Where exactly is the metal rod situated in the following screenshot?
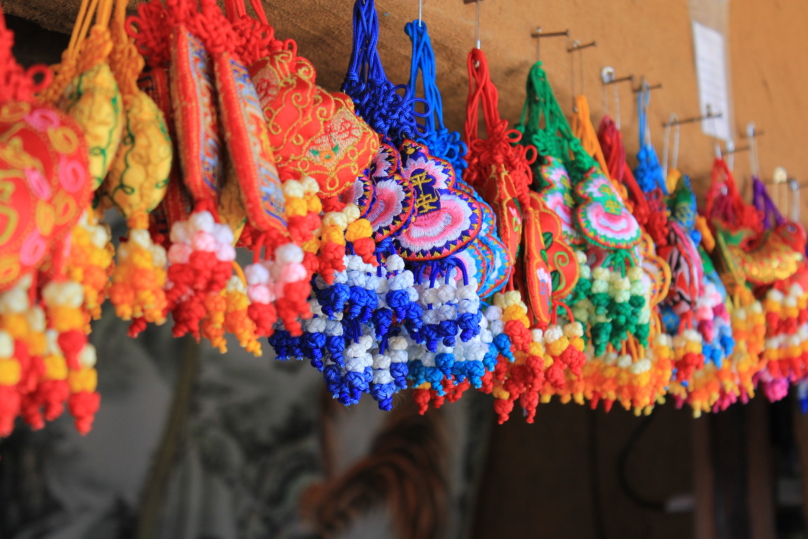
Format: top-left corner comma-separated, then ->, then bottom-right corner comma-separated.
604,75 -> 634,85
567,40 -> 596,52
475,0 -> 480,49
531,28 -> 569,38
764,180 -> 808,189
724,144 -> 751,155
633,83 -> 662,93
532,27 -> 569,62
663,111 -> 722,127
418,0 -> 423,26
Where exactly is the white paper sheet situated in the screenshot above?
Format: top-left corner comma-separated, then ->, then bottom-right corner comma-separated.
692,21 -> 731,141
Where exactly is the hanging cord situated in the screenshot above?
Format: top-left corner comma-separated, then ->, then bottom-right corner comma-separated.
515,62 -> 596,186
752,176 -> 786,231
224,0 -> 279,65
571,94 -> 613,184
704,158 -> 763,234
465,48 -> 534,209
598,116 -> 650,227
633,82 -> 667,195
662,114 -> 680,183
342,0 -> 425,144
0,6 -> 51,102
405,20 -> 466,171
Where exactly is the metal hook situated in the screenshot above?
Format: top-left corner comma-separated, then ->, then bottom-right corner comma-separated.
726,141 -> 736,172
745,122 -> 764,179
531,27 -> 569,62
463,0 -> 483,48
662,113 -> 680,181
601,68 -> 633,130
662,108 -> 722,127
633,82 -> 662,93
788,177 -> 801,223
475,0 -> 480,49
773,166 -> 788,217
567,39 -> 597,53
568,39 -> 596,111
418,0 -> 423,26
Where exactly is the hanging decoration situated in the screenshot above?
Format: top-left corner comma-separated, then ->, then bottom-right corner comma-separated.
0,0 -> 806,441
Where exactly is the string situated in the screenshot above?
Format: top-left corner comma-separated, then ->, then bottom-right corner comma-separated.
515,61 -> 596,186
704,158 -> 763,234
405,20 -> 465,171
752,176 -> 786,230
571,94 -> 613,184
633,82 -> 667,194
68,0 -> 96,53
465,48 -> 534,209
598,116 -> 650,226
342,0 -> 425,144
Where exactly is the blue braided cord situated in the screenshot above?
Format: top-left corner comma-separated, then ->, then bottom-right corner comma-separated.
347,285 -> 377,323
659,304 -> 680,335
342,0 -> 426,144
633,85 -> 667,194
420,323 -> 441,353
268,330 -> 297,361
303,330 -> 327,371
408,360 -> 427,387
342,319 -> 363,342
493,332 -> 514,362
371,381 -> 396,410
390,362 -> 409,390
316,283 -> 351,318
424,366 -> 446,396
457,311 -> 483,342
483,343 -> 499,372
386,289 -> 424,335
405,20 -> 467,173
326,335 -> 345,367
718,324 -> 735,358
373,307 -> 393,342
438,320 -> 458,348
702,342 -> 723,368
324,364 -> 343,397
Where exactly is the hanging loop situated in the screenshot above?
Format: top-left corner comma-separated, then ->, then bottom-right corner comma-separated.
531,27 -> 569,62
662,113 -> 680,181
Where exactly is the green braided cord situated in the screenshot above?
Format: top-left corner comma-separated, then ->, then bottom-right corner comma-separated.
634,323 -> 650,348
592,322 -> 612,357
608,301 -> 633,349
515,62 -> 597,187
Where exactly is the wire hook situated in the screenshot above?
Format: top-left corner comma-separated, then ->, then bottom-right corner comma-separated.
531,27 -> 569,63
568,39 -> 596,111
662,113 -> 680,181
601,67 -> 633,130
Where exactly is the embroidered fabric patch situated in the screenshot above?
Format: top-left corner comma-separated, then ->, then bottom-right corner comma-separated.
0,102 -> 91,290
249,50 -> 321,166
533,193 -> 580,301
455,179 -> 508,297
366,142 -> 414,241
214,51 -> 285,235
575,166 -> 642,250
58,63 -> 124,190
339,173 -> 375,218
289,93 -> 378,197
394,140 -> 482,261
538,156 -> 582,246
169,26 -> 222,203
